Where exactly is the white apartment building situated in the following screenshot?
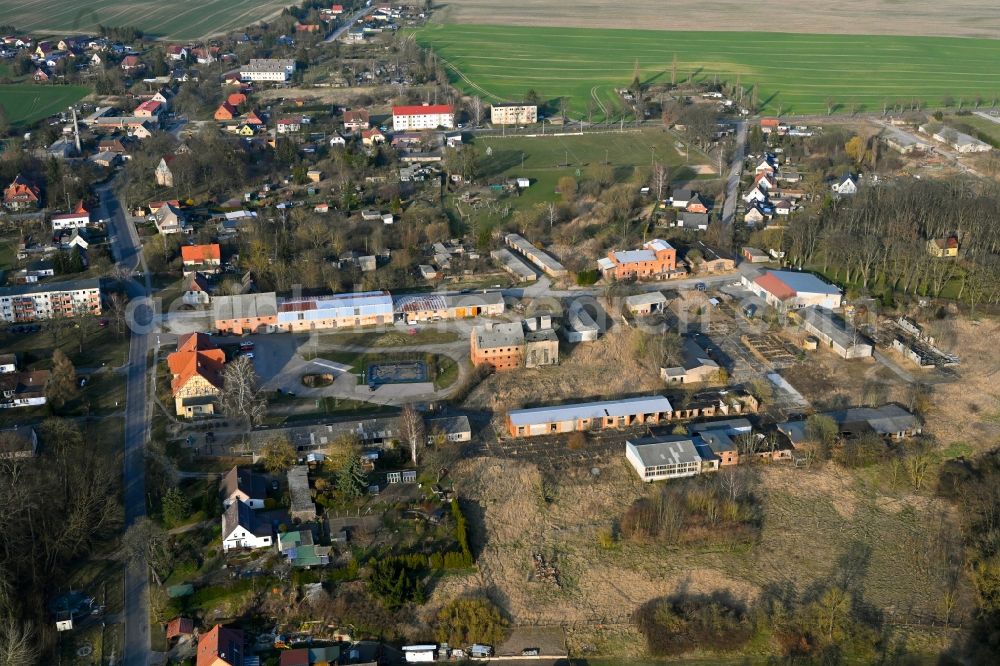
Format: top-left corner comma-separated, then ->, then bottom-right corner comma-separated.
0,278 -> 102,322
392,104 -> 455,131
239,58 -> 296,82
491,103 -> 537,125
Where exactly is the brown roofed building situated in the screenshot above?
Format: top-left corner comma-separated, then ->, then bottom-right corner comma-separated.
167,333 -> 226,418
343,109 -> 370,131
0,370 -> 49,408
0,426 -> 38,459
220,465 -> 267,509
197,624 -> 244,666
166,617 -> 194,641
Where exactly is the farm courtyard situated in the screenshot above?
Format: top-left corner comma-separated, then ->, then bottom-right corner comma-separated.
414,24 -> 1000,117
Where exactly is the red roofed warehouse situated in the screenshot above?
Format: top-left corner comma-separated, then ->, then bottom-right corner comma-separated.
741,269 -> 842,311
392,104 -> 454,131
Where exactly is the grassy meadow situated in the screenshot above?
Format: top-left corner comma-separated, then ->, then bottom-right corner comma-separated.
0,84 -> 91,127
471,129 -> 713,209
414,24 -> 1000,118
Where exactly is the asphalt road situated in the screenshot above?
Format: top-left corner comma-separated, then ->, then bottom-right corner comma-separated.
98,177 -> 154,666
323,4 -> 371,43
721,119 -> 747,230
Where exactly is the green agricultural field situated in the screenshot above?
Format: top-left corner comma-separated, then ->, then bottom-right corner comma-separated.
415,24 -> 1000,118
0,84 -> 90,127
469,129 -> 713,211
0,0 -> 290,41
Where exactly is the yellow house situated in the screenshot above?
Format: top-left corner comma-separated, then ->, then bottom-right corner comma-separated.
927,237 -> 959,258
167,333 -> 226,417
235,124 -> 256,137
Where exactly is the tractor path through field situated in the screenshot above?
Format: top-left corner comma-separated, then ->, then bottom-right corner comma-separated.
441,56 -> 498,101
590,86 -> 608,118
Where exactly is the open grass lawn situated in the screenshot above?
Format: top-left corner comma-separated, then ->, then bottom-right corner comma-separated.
0,84 -> 90,127
415,24 -> 1000,118
0,324 -> 129,369
0,0 -> 291,41
471,129 -> 711,210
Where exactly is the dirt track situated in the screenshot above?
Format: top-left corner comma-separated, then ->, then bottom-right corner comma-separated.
433,0 -> 1000,39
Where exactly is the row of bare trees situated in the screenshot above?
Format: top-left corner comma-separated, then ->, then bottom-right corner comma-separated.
780,178 -> 1000,303
0,419 -> 121,661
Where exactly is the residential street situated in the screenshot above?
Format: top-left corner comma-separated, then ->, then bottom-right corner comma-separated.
323,4 -> 371,43
98,177 -> 155,666
721,119 -> 747,230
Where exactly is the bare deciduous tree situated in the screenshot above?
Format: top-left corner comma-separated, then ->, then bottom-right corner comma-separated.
398,403 -> 425,464
220,356 -> 267,430
0,618 -> 37,666
652,162 -> 670,203
120,517 -> 169,587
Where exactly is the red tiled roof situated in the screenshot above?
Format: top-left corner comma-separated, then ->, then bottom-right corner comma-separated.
4,175 -> 40,204
168,333 -> 225,393
392,104 -> 453,116
149,199 -> 180,211
181,244 -> 221,263
760,117 -> 779,127
196,625 -> 243,666
215,102 -> 238,119
280,649 -> 310,666
226,92 -> 246,107
135,99 -> 161,113
754,272 -> 796,301
277,300 -> 316,313
166,617 -> 194,639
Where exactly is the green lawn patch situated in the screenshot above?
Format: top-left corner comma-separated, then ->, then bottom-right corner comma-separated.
434,355 -> 459,390
0,84 -> 90,127
414,24 -> 1000,117
468,129 -> 712,214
